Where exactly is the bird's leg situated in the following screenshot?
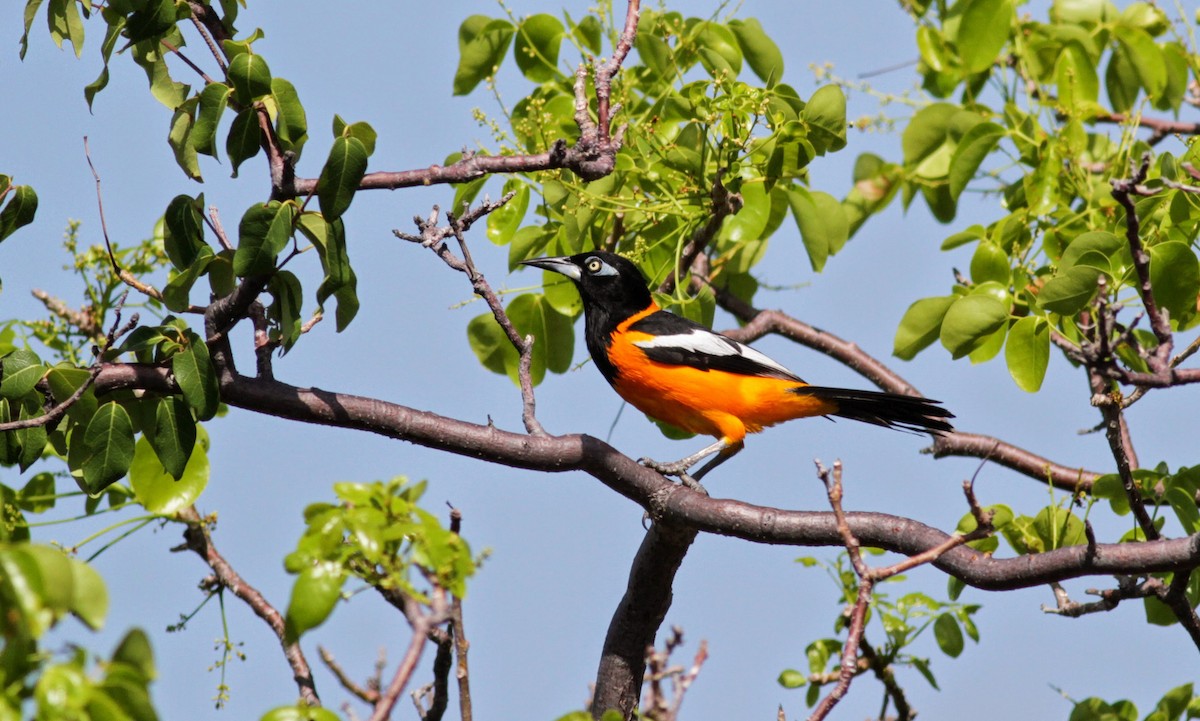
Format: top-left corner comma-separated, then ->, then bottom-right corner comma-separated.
690,441 -> 743,482
639,438 -> 727,476
639,438 -> 743,492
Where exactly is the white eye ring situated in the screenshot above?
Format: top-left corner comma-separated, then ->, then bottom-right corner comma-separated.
585,257 -> 618,276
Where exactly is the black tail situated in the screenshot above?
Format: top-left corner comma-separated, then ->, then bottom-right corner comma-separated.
792,386 -> 955,435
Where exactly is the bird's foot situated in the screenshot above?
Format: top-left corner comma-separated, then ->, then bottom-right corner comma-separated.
638,456 -> 708,495
638,455 -> 692,475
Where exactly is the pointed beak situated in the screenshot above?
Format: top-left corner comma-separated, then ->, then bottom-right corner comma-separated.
520,256 -> 581,281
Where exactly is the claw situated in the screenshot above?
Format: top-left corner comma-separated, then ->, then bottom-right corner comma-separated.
638,457 -> 709,494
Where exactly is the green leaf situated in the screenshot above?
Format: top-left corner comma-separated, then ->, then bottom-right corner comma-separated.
933,613 -> 965,658
948,122 -> 1004,201
125,0 -> 174,42
916,25 -> 953,72
940,294 -> 1009,359
46,365 -> 98,424
149,397 -> 196,480
162,194 -> 207,271
1032,504 -> 1086,551
162,246 -> 214,312
730,18 -> 784,84
0,185 -> 39,243
19,472 -> 56,513
81,401 -> 135,494
168,97 -> 201,181
1038,265 -> 1100,315
191,83 -> 231,158
112,629 -> 156,681
19,0 -> 46,59
453,17 -> 515,95
788,187 -> 848,272
1116,26 -> 1166,100
228,52 -> 273,104
316,136 -> 368,222
1166,486 -> 1200,534
540,264 -> 582,317
267,270 -> 304,353
1,349 -> 47,399
801,85 -> 847,155
1156,42 -> 1189,112
285,561 -> 345,642
298,214 -> 359,331
468,312 -> 516,376
506,293 -> 574,385
132,41 -> 190,110
16,398 -> 48,472
894,296 -> 956,360
777,669 -> 807,689
696,21 -> 742,78
129,431 -> 208,514
226,107 -> 261,177
340,120 -> 377,157
486,181 -> 530,245
1005,316 -> 1050,392
507,225 -> 555,274
1054,42 -> 1100,114
1060,230 -> 1127,273
514,14 -> 564,82
47,0 -> 84,57
1149,241 -> 1199,324
233,201 -> 296,277
1106,41 -> 1141,113
570,13 -> 601,54
969,240 -> 1008,285
261,706 -> 342,721
172,333 -> 219,421
68,558 -> 107,630
271,77 -> 308,158
956,0 -> 1012,74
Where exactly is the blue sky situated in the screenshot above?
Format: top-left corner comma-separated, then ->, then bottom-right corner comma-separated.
4,1 -> 1197,719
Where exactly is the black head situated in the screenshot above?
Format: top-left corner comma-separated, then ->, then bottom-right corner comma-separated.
521,252 -> 653,322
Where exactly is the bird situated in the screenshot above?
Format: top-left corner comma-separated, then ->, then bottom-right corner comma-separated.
522,251 -> 954,488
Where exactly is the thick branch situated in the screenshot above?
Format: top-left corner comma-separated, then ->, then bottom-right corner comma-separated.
592,522 -> 697,721
92,364 -> 1200,591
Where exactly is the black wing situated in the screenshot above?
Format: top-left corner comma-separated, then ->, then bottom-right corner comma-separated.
628,310 -> 803,382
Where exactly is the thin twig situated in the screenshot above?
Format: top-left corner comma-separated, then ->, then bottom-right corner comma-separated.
0,292 -> 136,432
368,588 -> 450,721
319,646 -> 380,704
395,195 -> 546,435
177,506 -> 320,706
1111,153 -> 1173,367
83,137 -> 205,311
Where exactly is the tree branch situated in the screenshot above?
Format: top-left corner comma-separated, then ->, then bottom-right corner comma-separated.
288,0 -> 640,198
91,363 -> 1200,592
177,507 -> 320,706
708,287 -> 1104,491
1092,112 -> 1200,146
395,196 -> 545,435
593,521 -> 697,721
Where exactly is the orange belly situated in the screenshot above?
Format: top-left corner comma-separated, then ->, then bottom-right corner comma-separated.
608,339 -> 838,444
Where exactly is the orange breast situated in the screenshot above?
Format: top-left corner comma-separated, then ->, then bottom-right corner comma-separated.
607,324 -> 838,444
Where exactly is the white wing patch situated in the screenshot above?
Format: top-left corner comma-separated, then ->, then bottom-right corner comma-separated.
633,329 -> 801,380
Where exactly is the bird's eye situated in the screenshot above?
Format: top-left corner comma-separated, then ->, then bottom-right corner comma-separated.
585,257 -> 603,273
